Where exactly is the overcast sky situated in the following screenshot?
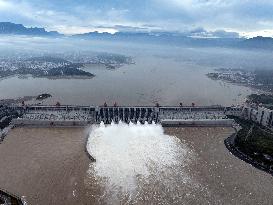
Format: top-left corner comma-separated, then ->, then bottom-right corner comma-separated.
1,0 -> 273,37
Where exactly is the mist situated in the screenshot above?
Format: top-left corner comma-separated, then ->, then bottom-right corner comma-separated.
1,35 -> 273,106
86,122 -> 194,203
1,35 -> 273,71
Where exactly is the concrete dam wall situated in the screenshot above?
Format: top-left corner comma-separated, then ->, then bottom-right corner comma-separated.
10,105 -> 241,127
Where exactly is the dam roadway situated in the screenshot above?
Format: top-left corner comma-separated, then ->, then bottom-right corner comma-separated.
10,105 -> 241,127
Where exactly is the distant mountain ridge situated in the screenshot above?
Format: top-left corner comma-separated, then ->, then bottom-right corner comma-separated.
72,31 -> 244,47
1,22 -> 273,50
74,32 -> 273,50
239,36 -> 273,49
0,22 -> 61,36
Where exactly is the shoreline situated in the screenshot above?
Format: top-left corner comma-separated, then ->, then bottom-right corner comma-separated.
224,133 -> 273,176
0,188 -> 24,205
0,73 -> 95,81
207,73 -> 273,95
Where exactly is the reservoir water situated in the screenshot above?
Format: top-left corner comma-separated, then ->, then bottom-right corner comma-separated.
0,51 -> 256,106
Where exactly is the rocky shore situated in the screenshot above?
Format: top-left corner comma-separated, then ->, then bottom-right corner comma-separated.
224,118 -> 273,176
0,189 -> 24,205
225,134 -> 273,176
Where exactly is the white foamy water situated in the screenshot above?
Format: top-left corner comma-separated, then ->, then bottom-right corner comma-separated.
86,122 -> 195,203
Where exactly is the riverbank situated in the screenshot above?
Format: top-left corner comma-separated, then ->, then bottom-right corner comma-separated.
247,93 -> 273,109
225,134 -> 273,176
225,117 -> 273,175
0,189 -> 23,205
207,69 -> 273,94
0,93 -> 52,105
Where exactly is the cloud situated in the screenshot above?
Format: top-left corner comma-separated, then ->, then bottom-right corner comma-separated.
53,25 -> 118,35
0,0 -> 11,9
174,27 -> 239,38
211,30 -> 240,38
0,0 -> 273,37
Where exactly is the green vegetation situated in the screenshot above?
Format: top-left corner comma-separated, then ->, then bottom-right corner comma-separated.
0,189 -> 23,205
206,73 -> 219,79
46,64 -> 94,77
247,94 -> 273,109
206,69 -> 273,93
254,70 -> 273,90
233,118 -> 273,168
36,93 -> 52,100
0,63 -> 95,79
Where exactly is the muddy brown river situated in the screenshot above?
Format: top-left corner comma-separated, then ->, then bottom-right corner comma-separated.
0,127 -> 272,205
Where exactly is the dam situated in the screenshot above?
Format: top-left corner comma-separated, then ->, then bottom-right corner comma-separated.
2,103 -> 272,134
9,105 -> 241,127
1,103 -> 272,130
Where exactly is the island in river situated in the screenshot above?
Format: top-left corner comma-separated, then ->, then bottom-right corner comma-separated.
0,53 -> 133,79
207,68 -> 273,93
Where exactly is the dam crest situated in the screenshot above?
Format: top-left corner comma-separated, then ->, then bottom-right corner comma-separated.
0,104 -> 272,130
10,105 -> 239,127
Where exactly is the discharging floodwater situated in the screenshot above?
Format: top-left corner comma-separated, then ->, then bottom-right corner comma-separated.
0,126 -> 272,205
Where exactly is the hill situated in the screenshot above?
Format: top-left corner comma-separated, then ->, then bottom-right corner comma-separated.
239,36 -> 273,49
0,22 -> 61,36
73,31 -> 243,47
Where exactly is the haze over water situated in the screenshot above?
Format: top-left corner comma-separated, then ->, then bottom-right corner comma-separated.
0,39 -> 267,106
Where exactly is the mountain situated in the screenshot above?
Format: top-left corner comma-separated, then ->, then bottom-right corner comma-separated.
238,36 -> 273,49
2,22 -> 273,50
74,31 -> 273,50
73,31 -> 243,47
0,22 -> 61,36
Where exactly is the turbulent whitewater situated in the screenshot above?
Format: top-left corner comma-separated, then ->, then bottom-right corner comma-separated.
86,122 -> 195,203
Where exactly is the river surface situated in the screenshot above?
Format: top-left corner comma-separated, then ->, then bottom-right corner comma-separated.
0,127 -> 272,205
0,46 -> 260,106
